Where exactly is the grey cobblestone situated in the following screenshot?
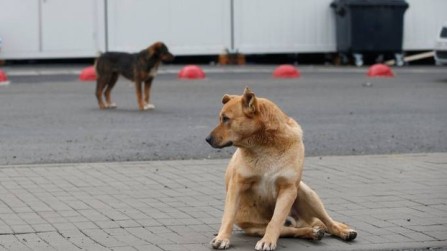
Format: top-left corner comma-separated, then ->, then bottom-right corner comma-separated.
0,153 -> 446,250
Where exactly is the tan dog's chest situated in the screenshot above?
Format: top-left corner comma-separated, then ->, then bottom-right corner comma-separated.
253,174 -> 279,200
235,159 -> 300,204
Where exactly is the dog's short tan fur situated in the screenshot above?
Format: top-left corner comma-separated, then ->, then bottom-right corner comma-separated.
206,88 -> 357,250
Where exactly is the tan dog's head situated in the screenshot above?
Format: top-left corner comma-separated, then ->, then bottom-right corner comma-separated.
206,87 -> 264,149
147,42 -> 174,62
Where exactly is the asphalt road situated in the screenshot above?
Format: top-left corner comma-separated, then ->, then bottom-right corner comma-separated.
1,66 -> 446,165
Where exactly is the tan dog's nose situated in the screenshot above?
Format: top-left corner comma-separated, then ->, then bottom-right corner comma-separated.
205,135 -> 214,145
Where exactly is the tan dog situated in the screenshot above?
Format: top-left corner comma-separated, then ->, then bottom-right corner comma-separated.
206,88 -> 357,250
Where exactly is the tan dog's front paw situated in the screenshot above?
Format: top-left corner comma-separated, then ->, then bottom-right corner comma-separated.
211,236 -> 230,249
255,238 -> 277,251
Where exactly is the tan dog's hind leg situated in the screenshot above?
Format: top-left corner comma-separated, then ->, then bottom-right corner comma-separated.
245,225 -> 324,241
294,182 -> 357,241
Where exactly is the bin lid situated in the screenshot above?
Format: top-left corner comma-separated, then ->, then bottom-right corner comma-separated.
331,0 -> 409,8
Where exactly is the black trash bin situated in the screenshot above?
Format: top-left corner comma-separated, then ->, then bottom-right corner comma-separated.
331,0 -> 409,66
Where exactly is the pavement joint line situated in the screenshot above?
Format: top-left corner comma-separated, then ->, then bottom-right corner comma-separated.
0,230 -> 55,236
77,228 -> 109,249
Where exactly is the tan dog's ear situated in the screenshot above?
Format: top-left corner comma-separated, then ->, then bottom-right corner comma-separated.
222,94 -> 238,104
242,87 -> 257,116
222,94 -> 232,104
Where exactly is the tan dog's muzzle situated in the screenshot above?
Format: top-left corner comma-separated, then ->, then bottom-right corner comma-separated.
205,134 -> 233,149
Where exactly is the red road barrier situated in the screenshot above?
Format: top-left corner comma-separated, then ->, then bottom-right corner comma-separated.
178,65 -> 206,79
79,66 -> 97,81
273,64 -> 300,78
0,70 -> 9,85
367,64 -> 394,77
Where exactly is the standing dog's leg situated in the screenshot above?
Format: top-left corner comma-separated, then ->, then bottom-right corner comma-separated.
104,73 -> 119,109
255,183 -> 297,251
294,182 -> 357,241
95,77 -> 107,109
134,80 -> 145,111
143,77 -> 155,110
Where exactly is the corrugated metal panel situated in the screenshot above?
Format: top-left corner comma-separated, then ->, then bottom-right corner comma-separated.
233,0 -> 336,54
106,0 -> 232,55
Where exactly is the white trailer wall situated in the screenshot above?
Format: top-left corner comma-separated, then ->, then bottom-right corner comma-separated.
0,0 -> 446,59
233,0 -> 336,54
233,0 -> 447,54
0,0 -> 40,58
0,0 -> 105,59
404,0 -> 447,50
106,0 -> 232,55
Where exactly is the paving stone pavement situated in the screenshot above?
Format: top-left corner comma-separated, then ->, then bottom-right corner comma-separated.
0,153 -> 446,251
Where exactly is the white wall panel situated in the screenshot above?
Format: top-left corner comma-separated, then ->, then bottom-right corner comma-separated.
233,0 -> 336,54
0,0 -> 40,58
106,0 -> 232,55
1,0 -> 446,59
403,0 -> 447,50
0,0 -> 105,59
41,0 -> 104,55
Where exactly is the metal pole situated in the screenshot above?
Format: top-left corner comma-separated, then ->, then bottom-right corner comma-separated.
230,0 -> 234,52
38,0 -> 43,52
104,0 -> 109,52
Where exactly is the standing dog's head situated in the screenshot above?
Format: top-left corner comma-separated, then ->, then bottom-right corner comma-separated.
206,87 -> 264,149
147,42 -> 174,62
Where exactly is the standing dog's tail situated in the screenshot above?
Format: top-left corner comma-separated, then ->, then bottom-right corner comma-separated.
93,51 -> 103,78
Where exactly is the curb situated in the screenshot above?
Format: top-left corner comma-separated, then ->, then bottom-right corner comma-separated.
3,66 -> 447,78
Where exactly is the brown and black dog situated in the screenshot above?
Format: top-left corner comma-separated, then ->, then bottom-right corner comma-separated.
206,88 -> 357,250
94,42 -> 174,110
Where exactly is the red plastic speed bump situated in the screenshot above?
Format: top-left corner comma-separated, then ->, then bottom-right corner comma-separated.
0,70 -> 10,86
273,64 -> 300,78
367,64 -> 394,77
79,66 -> 96,81
178,65 -> 205,79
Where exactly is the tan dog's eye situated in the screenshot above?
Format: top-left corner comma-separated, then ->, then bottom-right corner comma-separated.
222,115 -> 230,123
